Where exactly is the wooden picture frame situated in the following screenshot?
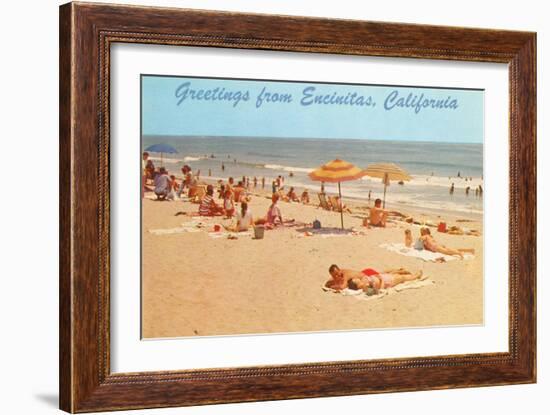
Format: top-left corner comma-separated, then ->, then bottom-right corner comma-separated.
59,2 -> 536,412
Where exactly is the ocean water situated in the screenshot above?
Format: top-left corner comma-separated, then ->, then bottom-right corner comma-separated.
142,136 -> 484,215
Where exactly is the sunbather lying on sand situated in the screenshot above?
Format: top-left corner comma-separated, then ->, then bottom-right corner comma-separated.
420,227 -> 475,259
325,264 -> 423,294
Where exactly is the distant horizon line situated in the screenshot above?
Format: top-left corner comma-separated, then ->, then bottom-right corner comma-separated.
141,134 -> 483,145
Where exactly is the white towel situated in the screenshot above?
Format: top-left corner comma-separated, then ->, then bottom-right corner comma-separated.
149,227 -> 200,235
323,278 -> 434,301
380,243 -> 474,262
208,231 -> 253,239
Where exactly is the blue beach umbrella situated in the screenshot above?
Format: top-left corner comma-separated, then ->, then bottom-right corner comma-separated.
144,143 -> 178,167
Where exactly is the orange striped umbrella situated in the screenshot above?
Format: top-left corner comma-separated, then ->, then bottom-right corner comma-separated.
308,159 -> 367,228
363,163 -> 411,208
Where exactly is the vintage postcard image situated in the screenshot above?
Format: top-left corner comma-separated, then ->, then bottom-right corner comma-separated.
141,75 -> 484,338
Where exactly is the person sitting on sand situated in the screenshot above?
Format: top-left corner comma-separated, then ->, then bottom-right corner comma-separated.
285,187 -> 300,202
255,193 -> 295,229
325,264 -> 423,294
369,198 -> 388,227
223,189 -> 235,218
420,227 -> 475,259
225,201 -> 254,232
153,167 -> 172,201
198,185 -> 224,216
262,193 -> 283,227
333,196 -> 352,213
301,189 -> 310,204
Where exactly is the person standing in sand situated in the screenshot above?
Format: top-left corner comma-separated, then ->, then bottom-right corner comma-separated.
404,229 -> 413,247
369,198 -> 388,227
223,189 -> 235,218
142,152 -> 150,197
420,227 -> 475,259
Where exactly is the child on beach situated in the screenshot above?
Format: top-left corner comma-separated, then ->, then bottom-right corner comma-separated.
404,229 -> 413,247
300,189 -> 310,204
223,189 -> 235,218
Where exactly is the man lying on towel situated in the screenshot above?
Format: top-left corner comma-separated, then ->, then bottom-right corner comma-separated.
325,264 -> 423,294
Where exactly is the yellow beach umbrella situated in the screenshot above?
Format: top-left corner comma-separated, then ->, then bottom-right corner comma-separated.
308,159 -> 367,229
363,163 -> 411,208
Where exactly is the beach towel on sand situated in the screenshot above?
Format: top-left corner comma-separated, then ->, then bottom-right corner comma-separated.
149,220 -> 214,235
208,231 -> 253,239
380,243 -> 474,262
322,278 -> 434,301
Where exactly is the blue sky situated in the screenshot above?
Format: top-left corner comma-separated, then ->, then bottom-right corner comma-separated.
142,75 -> 484,143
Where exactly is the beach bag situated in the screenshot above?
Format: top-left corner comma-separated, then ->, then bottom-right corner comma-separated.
414,238 -> 424,250
313,219 -> 321,229
437,222 -> 447,233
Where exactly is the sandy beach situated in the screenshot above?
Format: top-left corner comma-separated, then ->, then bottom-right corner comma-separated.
141,179 -> 483,339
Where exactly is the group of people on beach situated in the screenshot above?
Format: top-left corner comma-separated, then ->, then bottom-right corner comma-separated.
144,152 -> 477,253
449,182 -> 483,197
142,152 -> 200,201
324,224 -> 474,295
198,184 -> 292,232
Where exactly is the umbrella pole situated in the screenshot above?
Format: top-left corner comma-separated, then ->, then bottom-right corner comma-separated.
338,182 -> 344,229
383,183 -> 387,209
